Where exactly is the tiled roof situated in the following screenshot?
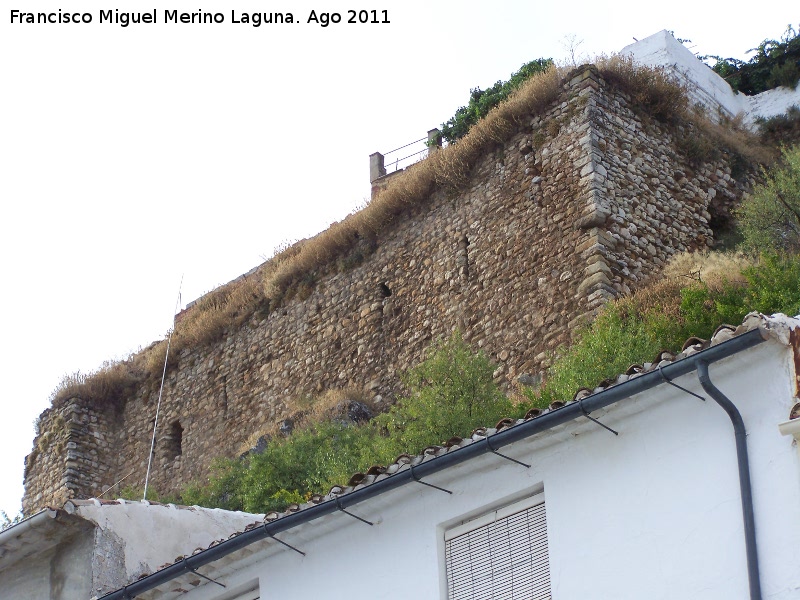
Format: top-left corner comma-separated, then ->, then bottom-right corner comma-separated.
101,312 -> 800,599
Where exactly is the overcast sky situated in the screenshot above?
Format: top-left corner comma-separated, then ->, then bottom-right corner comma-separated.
0,1 -> 794,518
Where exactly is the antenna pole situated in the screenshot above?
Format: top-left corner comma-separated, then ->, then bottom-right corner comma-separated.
143,276 -> 183,501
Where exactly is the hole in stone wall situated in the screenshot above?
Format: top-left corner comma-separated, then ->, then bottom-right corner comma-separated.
458,235 -> 470,279
165,420 -> 183,460
221,375 -> 229,419
708,210 -> 742,250
379,282 -> 392,297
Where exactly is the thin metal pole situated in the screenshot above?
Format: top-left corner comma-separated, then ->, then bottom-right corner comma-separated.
143,277 -> 183,501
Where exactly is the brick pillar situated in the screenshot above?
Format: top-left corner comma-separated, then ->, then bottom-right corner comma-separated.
427,128 -> 442,154
369,152 -> 386,183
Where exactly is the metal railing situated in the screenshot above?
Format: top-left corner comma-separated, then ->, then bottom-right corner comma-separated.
370,129 -> 442,183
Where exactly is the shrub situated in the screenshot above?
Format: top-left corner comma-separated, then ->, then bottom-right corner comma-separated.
533,250 -> 800,405
374,332 -> 512,453
737,144 -> 800,253
535,279 -> 690,405
758,106 -> 800,147
596,54 -> 688,122
50,360 -> 142,407
440,58 -> 554,142
176,333 -> 510,513
705,25 -> 800,95
1,511 -> 22,532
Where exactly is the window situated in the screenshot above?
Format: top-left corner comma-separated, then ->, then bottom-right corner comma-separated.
164,420 -> 183,460
445,494 -> 551,600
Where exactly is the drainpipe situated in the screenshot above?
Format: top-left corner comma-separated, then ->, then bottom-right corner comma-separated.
697,360 -> 762,600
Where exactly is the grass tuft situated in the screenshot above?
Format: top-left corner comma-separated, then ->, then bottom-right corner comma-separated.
50,360 -> 143,407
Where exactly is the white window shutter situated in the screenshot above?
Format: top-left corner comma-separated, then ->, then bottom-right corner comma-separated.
445,500 -> 551,599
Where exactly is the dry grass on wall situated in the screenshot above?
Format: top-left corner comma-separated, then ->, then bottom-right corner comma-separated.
597,55 -> 776,166
49,360 -> 144,408
664,250 -> 752,287
46,59 -> 774,409
596,54 -> 689,121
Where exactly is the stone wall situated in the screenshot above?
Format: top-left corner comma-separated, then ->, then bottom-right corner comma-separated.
23,67 -> 756,514
24,398 -> 118,513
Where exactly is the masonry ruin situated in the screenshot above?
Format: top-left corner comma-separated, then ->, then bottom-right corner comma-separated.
23,64 -> 759,514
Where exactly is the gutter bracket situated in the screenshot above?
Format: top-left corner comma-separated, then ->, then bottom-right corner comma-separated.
658,365 -> 705,401
485,435 -> 531,467
410,462 -> 453,493
334,496 -> 373,526
578,397 -> 619,436
264,524 -> 306,556
181,558 -> 225,589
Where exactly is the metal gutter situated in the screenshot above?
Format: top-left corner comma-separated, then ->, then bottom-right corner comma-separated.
697,360 -> 762,600
0,509 -> 57,548
101,327 -> 767,600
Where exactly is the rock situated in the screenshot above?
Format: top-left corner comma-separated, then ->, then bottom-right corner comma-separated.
346,401 -> 373,424
279,419 -> 294,437
517,373 -> 542,387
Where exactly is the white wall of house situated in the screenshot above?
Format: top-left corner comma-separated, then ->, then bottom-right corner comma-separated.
69,499 -> 263,587
171,337 -> 800,600
622,30 -> 800,127
0,514 -> 95,600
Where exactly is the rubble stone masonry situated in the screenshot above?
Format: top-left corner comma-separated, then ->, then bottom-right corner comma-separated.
23,67 -> 755,513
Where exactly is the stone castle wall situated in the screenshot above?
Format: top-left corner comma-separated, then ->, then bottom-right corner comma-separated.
23,67 -> 755,514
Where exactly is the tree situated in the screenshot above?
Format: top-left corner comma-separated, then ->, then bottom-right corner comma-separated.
737,145 -> 800,253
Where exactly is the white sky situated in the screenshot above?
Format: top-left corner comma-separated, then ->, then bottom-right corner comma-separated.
0,0 -> 794,518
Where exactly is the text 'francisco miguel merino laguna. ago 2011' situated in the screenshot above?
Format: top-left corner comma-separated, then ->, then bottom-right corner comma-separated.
9,9 -> 392,27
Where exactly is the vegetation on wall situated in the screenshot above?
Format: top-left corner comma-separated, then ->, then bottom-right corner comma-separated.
47,56 -> 774,412
533,251 -> 800,405
169,145 -> 800,513
179,333 -> 512,513
757,106 -> 800,147
704,25 -> 800,95
173,244 -> 800,514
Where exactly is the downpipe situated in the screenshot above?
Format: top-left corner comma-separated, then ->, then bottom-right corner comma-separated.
697,360 -> 762,600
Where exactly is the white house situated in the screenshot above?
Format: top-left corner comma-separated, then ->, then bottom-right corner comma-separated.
622,30 -> 800,126
0,498 -> 263,599
76,312 -> 800,600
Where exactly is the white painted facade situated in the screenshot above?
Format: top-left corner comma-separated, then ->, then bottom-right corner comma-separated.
622,30 -> 800,127
154,318 -> 800,600
0,500 -> 263,599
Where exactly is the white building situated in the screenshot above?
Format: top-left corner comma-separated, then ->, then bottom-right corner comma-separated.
0,498 -> 263,599
622,30 -> 800,127
69,313 -> 800,600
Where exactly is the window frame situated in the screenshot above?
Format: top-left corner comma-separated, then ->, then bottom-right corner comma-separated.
443,492 -> 550,600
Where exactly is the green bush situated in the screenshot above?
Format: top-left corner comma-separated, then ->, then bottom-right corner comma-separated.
374,332 -> 512,453
737,145 -> 800,253
177,333 -> 510,513
1,511 -> 22,531
705,25 -> 800,95
441,58 -> 553,142
533,254 -> 800,405
536,287 -> 691,405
